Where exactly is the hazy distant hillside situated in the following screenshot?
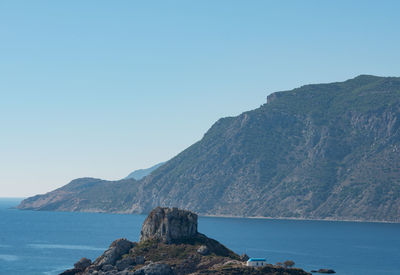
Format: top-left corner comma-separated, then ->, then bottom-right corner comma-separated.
18,177 -> 140,213
125,162 -> 165,180
19,75 -> 400,222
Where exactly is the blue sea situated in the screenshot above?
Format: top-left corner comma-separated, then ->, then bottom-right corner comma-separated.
0,198 -> 399,275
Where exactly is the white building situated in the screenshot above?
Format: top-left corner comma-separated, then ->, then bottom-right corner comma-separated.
247,258 -> 267,267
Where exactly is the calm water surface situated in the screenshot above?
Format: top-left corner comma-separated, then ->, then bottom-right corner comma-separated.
0,198 -> 399,275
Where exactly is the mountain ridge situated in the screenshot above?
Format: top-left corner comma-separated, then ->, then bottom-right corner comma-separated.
18,75 -> 400,222
125,162 -> 166,180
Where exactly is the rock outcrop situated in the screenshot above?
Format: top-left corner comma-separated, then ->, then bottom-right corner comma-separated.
74,258 -> 92,271
60,258 -> 92,275
61,207 -> 311,275
196,245 -> 209,255
93,238 -> 136,267
133,263 -> 174,275
140,207 -> 198,244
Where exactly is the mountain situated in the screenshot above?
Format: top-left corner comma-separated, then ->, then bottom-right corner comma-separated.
18,178 -> 139,213
18,163 -> 164,213
18,75 -> 400,222
125,162 -> 166,180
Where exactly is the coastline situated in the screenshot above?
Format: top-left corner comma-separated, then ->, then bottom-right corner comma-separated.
200,213 -> 400,224
5,196 -> 399,224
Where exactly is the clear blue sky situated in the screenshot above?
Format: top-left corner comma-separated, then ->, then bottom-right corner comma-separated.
1,0 -> 399,197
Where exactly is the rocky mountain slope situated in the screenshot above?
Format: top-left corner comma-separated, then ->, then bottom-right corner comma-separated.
60,207 -> 310,275
18,75 -> 400,222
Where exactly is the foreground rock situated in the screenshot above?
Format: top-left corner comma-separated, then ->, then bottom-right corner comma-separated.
60,207 -> 310,275
75,258 -> 92,270
133,263 -> 174,275
93,238 -> 136,267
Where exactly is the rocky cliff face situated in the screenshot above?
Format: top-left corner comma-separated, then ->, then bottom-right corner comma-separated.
140,207 -> 198,243
18,75 -> 400,222
61,207 -> 310,275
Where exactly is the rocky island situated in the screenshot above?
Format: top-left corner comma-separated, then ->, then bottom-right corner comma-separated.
61,207 -> 310,275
